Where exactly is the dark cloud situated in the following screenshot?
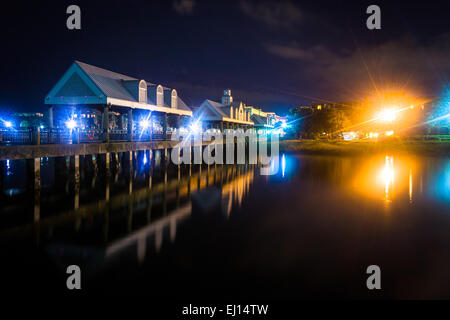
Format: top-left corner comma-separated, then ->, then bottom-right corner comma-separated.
239,1 -> 302,28
264,33 -> 450,101
173,0 -> 196,15
264,43 -> 336,65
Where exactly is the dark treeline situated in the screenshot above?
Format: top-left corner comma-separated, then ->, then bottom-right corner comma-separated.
287,107 -> 351,139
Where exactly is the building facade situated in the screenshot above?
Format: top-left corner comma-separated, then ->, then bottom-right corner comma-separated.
45,61 -> 193,141
194,89 -> 254,132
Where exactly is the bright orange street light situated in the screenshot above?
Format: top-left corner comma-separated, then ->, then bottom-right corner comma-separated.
377,108 -> 397,122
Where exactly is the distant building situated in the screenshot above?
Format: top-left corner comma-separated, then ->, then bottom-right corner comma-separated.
13,113 -> 45,128
311,102 -> 359,111
195,89 -> 254,131
244,106 -> 275,129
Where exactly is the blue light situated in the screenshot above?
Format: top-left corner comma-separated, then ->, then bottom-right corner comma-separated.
139,119 -> 150,129
190,121 -> 201,134
65,119 -> 77,129
427,159 -> 450,204
429,88 -> 450,127
4,121 -> 12,128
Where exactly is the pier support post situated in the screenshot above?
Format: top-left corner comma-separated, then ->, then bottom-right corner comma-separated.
103,105 -> 110,143
127,109 -> 133,142
27,158 -> 41,222
105,179 -> 110,202
164,148 -> 169,165
126,151 -> 133,173
148,150 -> 153,188
33,127 -> 40,145
163,113 -> 168,140
105,152 -> 110,176
74,155 -> 80,185
33,158 -> 40,222
73,155 -> 80,211
113,153 -> 120,171
48,106 -> 54,129
32,158 -> 40,191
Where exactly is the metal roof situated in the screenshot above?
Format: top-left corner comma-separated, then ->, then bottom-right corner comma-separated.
203,99 -> 229,118
251,114 -> 268,125
75,61 -> 190,110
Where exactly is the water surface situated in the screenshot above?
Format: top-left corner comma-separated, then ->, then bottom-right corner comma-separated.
1,153 -> 450,298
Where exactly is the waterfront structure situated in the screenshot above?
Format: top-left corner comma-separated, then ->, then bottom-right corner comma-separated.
194,89 -> 254,132
12,113 -> 45,129
244,106 -> 276,130
45,61 -> 193,141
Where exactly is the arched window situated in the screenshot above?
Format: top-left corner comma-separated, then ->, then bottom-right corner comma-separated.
139,80 -> 147,103
171,89 -> 177,108
230,107 -> 233,119
156,85 -> 163,106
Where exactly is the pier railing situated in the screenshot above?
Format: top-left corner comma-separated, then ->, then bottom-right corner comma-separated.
0,128 -> 174,145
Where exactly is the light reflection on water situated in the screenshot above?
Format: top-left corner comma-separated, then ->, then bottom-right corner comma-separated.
344,154 -> 450,206
1,152 -> 450,298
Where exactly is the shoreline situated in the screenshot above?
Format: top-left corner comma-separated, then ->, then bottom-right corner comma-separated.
278,139 -> 450,157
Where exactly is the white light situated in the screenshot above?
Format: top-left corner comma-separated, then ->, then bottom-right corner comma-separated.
139,119 -> 150,129
281,121 -> 288,128
377,109 -> 397,122
65,119 -> 76,129
190,122 -> 201,133
4,121 -> 12,128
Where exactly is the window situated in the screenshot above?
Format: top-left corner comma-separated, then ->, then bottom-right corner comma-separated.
156,85 -> 163,106
139,80 -> 147,103
171,89 -> 177,108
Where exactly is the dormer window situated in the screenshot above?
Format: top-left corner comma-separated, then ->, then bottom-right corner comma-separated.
139,80 -> 147,103
171,89 -> 177,108
156,85 -> 163,106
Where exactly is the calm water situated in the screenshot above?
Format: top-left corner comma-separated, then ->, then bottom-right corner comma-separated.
1,152 -> 450,298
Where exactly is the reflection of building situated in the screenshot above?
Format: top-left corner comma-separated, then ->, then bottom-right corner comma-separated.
221,166 -> 254,217
6,160 -> 256,274
194,89 -> 254,131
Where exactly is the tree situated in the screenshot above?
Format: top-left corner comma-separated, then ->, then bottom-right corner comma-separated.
289,107 -> 351,139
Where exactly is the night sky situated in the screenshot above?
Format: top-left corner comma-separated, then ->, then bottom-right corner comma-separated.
1,0 -> 450,114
